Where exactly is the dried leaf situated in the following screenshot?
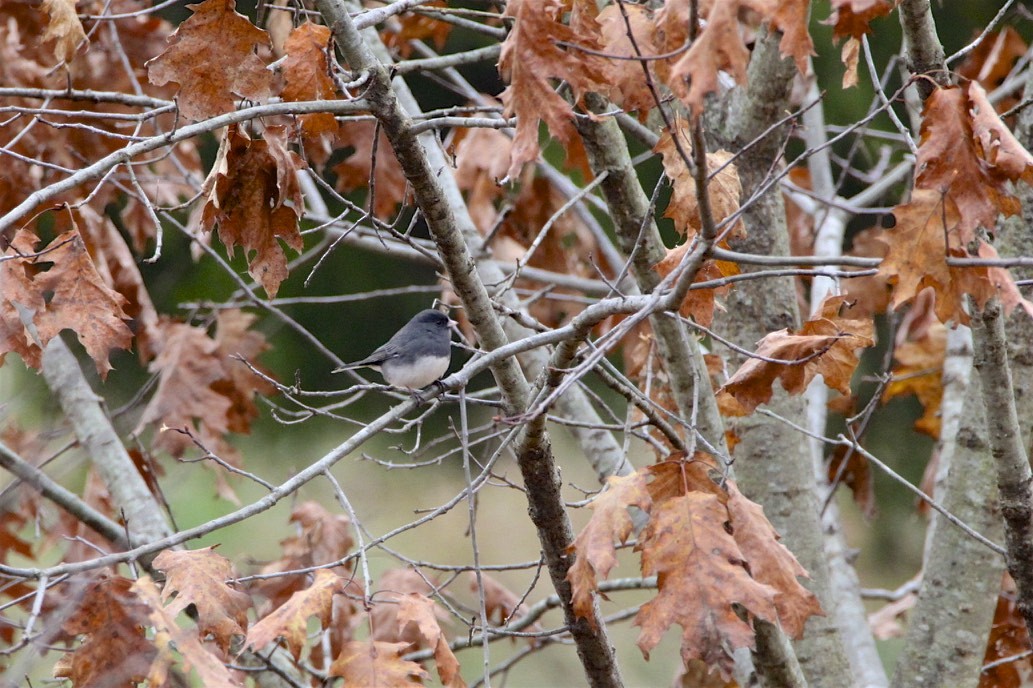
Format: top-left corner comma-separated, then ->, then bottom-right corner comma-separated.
54,576 -> 156,688
245,569 -> 347,660
395,593 -> 465,687
136,319 -> 233,457
725,482 -> 823,638
133,576 -> 242,688
469,571 -> 537,634
198,124 -> 304,298
255,501 -> 355,610
34,229 -> 133,377
333,120 -> 411,220
635,492 -> 778,680
883,322 -> 946,438
958,28 -> 1027,91
595,4 -> 659,113
383,1 -> 452,58
147,0 -> 273,121
498,0 -> 610,178
968,81 -> 1033,184
41,0 -> 86,63
567,471 -> 652,626
0,229 -> 47,370
717,296 -> 875,416
153,548 -> 251,655
826,0 -> 896,42
282,22 -> 340,163
657,130 -> 744,240
666,0 -> 747,116
330,640 -> 429,687
915,84 -> 1026,239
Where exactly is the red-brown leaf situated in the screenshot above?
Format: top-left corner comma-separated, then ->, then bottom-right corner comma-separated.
146,0 -> 273,121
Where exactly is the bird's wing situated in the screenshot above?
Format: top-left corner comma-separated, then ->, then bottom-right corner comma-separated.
332,339 -> 401,372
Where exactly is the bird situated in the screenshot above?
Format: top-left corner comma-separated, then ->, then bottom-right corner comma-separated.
333,309 -> 452,389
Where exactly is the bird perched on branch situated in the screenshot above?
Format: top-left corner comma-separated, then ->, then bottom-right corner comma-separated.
333,309 -> 452,390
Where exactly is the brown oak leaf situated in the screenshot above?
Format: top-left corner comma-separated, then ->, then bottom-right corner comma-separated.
657,129 -> 744,240
330,640 -> 429,686
41,0 -> 86,63
497,0 -> 610,178
333,120 -> 411,220
246,569 -> 347,660
634,492 -> 779,681
595,4 -> 659,114
53,576 -> 156,688
136,318 -> 232,457
26,228 -> 133,379
883,322 -> 946,438
394,593 -> 465,687
717,295 -> 874,416
874,189 -> 1032,323
199,124 -> 304,298
0,229 -> 47,370
826,0 -> 896,42
282,22 -> 340,163
383,1 -> 452,58
152,548 -> 251,655
133,576 -> 241,688
665,0 -> 747,116
725,482 -> 823,638
254,501 -> 355,611
915,84 -> 1023,240
146,0 -> 273,121
567,470 -> 652,626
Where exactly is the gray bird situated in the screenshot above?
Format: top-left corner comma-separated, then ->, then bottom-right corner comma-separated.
333,309 -> 452,389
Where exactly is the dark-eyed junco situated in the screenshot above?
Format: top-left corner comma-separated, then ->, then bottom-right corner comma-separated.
333,309 -> 452,389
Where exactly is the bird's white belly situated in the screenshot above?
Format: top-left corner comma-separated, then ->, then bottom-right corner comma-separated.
381,355 -> 450,388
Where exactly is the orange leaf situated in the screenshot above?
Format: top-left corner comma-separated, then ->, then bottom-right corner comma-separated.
213,309 -> 276,433
874,189 -> 1032,323
469,571 -> 538,635
199,124 -> 304,298
656,130 -> 744,241
654,245 -> 739,328
245,569 -> 347,660
634,492 -> 778,680
146,0 -> 273,121
725,482 -> 823,638
567,470 -> 652,626
333,120 -> 412,221
958,28 -> 1028,91
152,548 -> 251,655
717,296 -> 874,416
883,322 -> 946,438
915,84 -> 1025,239
968,81 -> 1033,185
767,0 -> 815,77
254,501 -> 356,611
330,640 -> 429,687
383,1 -> 452,58
595,4 -> 659,113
